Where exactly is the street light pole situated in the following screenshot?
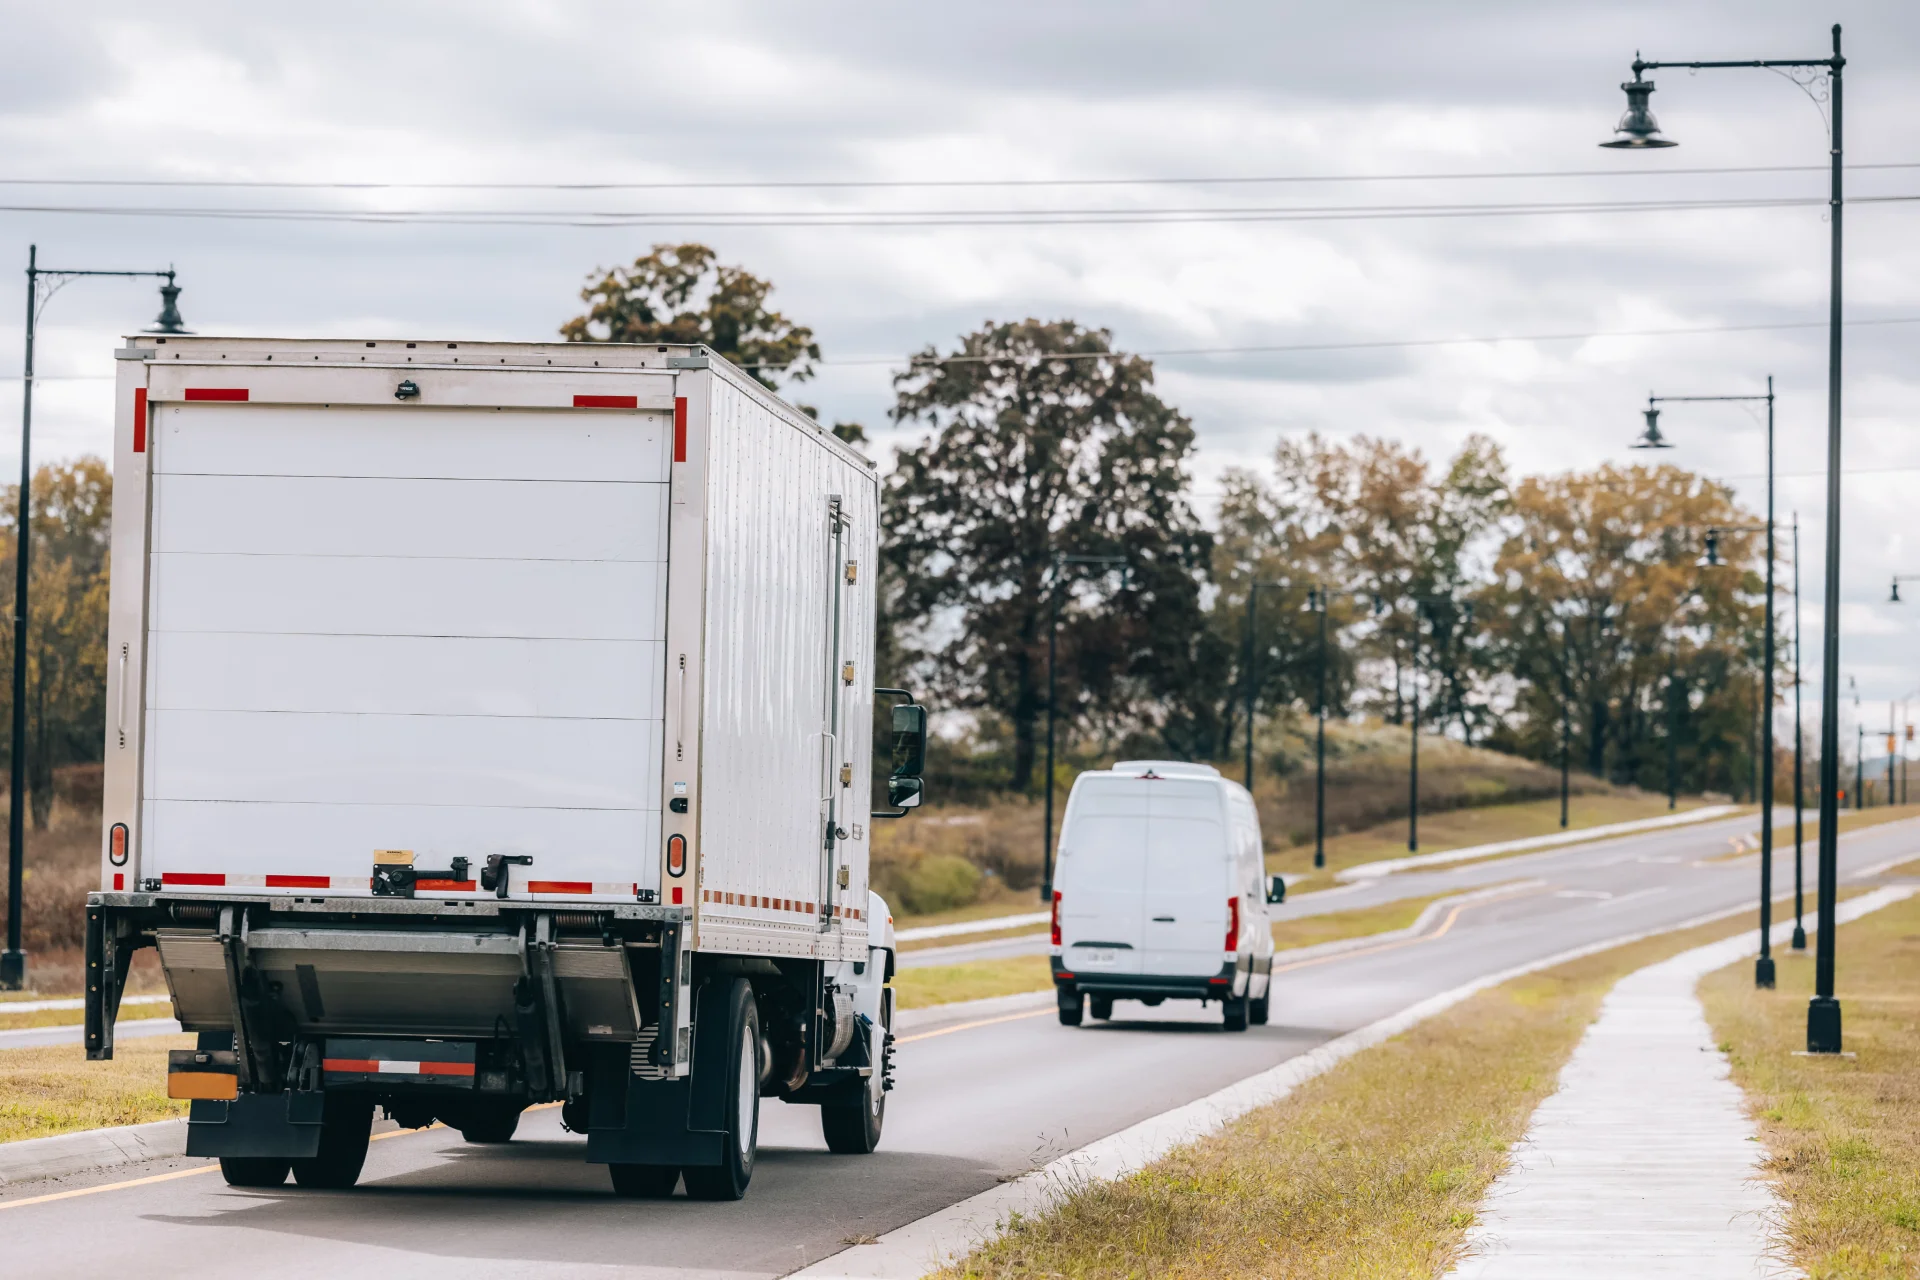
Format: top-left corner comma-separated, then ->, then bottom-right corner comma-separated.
1666,657 -> 1679,811
1314,590 -> 1329,869
1242,580 -> 1292,792
1637,380 -> 1777,985
3,247 -> 185,992
1041,553 -> 1127,901
1603,17 -> 1846,1053
1792,515 -> 1806,951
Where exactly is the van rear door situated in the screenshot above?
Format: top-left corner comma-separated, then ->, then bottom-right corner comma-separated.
1054,779 -> 1148,976
1141,781 -> 1229,977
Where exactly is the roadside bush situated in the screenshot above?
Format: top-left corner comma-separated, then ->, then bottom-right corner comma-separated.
893,854 -> 982,915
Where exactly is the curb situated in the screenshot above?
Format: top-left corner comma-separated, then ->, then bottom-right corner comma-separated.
0,1119 -> 187,1188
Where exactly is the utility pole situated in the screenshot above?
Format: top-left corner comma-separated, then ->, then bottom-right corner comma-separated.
3,247 -> 185,991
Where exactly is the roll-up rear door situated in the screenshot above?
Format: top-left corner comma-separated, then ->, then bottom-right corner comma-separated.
140,402 -> 669,899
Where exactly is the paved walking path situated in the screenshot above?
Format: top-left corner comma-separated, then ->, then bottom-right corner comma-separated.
1452,885 -> 1913,1280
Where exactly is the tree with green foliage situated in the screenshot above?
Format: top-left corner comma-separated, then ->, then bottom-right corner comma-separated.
561,242 -> 819,390
882,319 -> 1220,791
0,458 -> 112,827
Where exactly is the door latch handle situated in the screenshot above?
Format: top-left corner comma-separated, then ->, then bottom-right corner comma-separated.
482,854 -> 534,899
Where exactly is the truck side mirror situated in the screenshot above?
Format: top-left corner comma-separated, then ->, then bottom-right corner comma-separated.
891,703 -> 927,778
1266,875 -> 1286,905
887,775 -> 924,810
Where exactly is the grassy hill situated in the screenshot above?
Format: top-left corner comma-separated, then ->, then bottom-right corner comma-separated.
873,718 -> 1653,918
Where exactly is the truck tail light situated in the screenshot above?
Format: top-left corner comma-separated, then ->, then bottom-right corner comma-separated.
1050,891 -> 1062,946
108,823 -> 129,866
667,834 -> 686,877
1225,896 -> 1240,952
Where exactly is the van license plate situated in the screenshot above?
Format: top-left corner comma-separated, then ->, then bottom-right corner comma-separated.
1079,949 -> 1117,966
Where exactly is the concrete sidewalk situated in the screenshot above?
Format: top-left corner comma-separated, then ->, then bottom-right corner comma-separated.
1451,885 -> 1914,1280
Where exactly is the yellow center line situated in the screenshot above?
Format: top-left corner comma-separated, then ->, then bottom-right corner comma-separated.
0,1101 -> 563,1211
896,1007 -> 1052,1043
1271,884 -> 1549,975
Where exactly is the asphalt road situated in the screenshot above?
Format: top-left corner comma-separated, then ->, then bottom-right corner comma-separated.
3,813 -> 1914,1280
900,807 -> 1805,968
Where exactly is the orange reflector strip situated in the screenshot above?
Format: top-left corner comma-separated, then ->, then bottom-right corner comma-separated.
167,1073 -> 239,1101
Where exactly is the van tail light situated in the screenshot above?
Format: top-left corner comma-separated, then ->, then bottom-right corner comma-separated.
1225,896 -> 1240,952
1050,891 -> 1062,946
667,834 -> 687,878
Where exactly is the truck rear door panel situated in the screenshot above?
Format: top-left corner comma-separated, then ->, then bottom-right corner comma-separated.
140,402 -> 669,899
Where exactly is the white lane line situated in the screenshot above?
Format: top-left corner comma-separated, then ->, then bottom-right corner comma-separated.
790,892 -> 1848,1280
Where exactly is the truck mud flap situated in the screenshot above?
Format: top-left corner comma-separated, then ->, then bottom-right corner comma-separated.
584,978 -> 738,1168
183,1036 -> 325,1159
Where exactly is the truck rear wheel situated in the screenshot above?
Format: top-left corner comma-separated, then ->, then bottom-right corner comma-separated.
680,979 -> 760,1201
291,1095 -> 375,1189
609,1164 -> 680,1198
219,1157 -> 289,1188
455,1100 -> 523,1144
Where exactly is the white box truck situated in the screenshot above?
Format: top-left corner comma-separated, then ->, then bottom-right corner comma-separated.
83,335 -> 928,1200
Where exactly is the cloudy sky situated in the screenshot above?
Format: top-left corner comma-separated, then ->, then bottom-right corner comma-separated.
4,0 -> 1920,755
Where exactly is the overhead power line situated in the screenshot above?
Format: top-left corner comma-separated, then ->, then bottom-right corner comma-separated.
4,192 -> 1919,230
8,314 -> 1919,383
4,161 -> 1920,192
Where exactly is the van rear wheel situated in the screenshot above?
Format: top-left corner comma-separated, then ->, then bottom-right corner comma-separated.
1088,995 -> 1113,1021
1222,995 -> 1250,1033
1057,989 -> 1084,1026
1250,993 -> 1270,1026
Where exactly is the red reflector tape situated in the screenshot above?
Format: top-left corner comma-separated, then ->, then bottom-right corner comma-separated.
133,387 -> 148,453
414,879 -> 476,893
183,388 -> 249,402
573,394 -> 638,409
263,874 -> 329,889
322,1058 -> 477,1077
161,872 -> 225,886
526,880 -> 594,895
673,397 -> 688,462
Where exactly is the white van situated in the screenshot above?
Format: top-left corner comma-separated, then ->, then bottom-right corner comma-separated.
1049,761 -> 1283,1031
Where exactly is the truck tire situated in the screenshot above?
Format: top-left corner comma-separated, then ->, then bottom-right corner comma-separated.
680,979 -> 760,1201
609,1164 -> 680,1198
219,1157 -> 289,1188
821,1001 -> 889,1155
1057,989 -> 1084,1027
1088,995 -> 1113,1022
1250,993 -> 1270,1026
1221,995 -> 1250,1033
456,1100 -> 523,1144
291,1095 -> 375,1189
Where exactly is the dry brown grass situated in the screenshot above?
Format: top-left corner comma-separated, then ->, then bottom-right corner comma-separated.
1700,892 -> 1920,1280
940,908 -> 1804,1280
0,1034 -> 191,1144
